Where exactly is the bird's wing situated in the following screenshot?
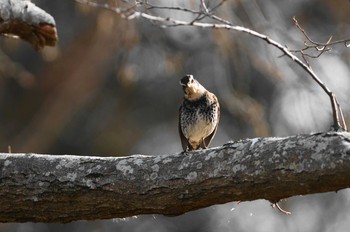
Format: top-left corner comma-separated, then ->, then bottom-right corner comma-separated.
178,105 -> 189,151
203,97 -> 220,148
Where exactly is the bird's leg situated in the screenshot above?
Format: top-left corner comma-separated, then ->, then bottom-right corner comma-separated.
188,144 -> 195,151
200,138 -> 208,149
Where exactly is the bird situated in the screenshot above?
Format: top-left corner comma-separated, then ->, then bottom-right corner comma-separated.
178,74 -> 220,151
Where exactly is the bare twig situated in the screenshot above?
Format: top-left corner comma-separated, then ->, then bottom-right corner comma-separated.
290,17 -> 350,59
75,0 -> 347,131
271,202 -> 291,215
145,4 -> 201,15
200,0 -> 210,14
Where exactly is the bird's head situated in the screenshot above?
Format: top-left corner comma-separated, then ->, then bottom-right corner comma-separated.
180,74 -> 206,100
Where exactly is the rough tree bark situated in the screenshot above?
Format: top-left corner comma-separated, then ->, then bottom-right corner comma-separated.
1,131 -> 350,223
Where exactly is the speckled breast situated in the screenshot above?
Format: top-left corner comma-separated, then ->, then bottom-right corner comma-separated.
180,94 -> 219,141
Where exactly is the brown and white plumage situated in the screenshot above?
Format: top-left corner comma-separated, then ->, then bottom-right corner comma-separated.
178,75 -> 220,151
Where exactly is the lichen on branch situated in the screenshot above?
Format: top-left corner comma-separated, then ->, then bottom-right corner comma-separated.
1,131 -> 350,223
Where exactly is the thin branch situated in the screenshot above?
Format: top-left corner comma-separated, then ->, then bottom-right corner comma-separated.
195,0 -> 232,25
145,3 -> 202,15
271,203 -> 291,215
290,17 -> 350,59
200,0 -> 210,14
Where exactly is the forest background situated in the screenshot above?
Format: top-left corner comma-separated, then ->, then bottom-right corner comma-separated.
0,0 -> 350,231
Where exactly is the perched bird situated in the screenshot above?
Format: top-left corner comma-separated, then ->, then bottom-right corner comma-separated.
178,74 -> 220,151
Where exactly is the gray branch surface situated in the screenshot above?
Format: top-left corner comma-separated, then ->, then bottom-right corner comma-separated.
0,0 -> 57,49
1,132 -> 350,223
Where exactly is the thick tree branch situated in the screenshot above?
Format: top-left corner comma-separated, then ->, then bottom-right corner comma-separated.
0,0 -> 58,49
1,131 -> 350,223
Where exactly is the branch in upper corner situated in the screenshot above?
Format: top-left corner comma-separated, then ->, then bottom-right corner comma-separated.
290,17 -> 350,60
0,0 -> 58,50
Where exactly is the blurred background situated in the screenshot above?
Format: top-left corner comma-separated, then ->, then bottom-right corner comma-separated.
1,0 -> 350,231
